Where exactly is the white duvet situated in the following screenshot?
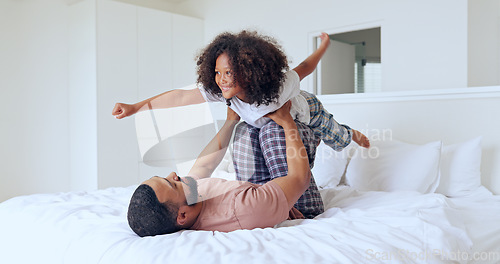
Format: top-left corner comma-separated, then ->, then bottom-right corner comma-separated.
0,185 -> 499,264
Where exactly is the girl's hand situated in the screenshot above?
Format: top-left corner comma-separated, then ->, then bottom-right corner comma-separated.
112,103 -> 137,119
226,107 -> 240,122
318,32 -> 330,49
265,101 -> 294,127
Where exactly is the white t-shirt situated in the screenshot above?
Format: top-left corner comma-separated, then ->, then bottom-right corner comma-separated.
198,70 -> 310,128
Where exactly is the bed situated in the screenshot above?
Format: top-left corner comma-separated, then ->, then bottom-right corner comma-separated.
1,87 -> 500,264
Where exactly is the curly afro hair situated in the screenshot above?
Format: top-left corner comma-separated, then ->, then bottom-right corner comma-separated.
196,30 -> 289,106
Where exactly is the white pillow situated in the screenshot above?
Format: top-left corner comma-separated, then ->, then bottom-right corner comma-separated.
345,139 -> 442,193
436,136 -> 482,197
311,141 -> 355,189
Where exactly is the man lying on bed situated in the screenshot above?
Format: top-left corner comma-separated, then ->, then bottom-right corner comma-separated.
127,101 -> 319,236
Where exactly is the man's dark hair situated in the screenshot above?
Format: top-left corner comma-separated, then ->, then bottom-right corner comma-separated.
127,184 -> 181,237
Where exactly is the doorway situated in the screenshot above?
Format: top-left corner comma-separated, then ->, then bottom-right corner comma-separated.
315,27 -> 381,94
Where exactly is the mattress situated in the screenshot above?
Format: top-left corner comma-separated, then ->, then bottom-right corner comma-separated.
1,184 -> 498,264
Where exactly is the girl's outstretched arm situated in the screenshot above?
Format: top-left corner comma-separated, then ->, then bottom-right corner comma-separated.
112,88 -> 206,119
293,32 -> 331,81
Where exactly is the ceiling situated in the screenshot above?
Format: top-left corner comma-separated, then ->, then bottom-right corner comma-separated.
160,0 -> 188,3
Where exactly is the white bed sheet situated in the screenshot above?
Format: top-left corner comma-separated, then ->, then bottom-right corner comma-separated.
443,187 -> 500,262
0,184 -> 498,264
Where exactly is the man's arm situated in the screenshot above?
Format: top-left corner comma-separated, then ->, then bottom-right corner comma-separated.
267,102 -> 311,209
292,32 -> 330,81
112,88 -> 206,119
187,107 -> 240,179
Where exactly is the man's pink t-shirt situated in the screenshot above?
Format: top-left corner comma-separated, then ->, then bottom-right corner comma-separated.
190,178 -> 291,232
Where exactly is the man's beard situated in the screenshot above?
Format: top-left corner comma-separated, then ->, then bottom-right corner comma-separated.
182,176 -> 199,205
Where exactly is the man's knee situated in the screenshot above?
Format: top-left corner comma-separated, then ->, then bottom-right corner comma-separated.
260,120 -> 282,133
258,121 -> 287,154
233,122 -> 260,152
234,122 -> 250,141
259,120 -> 317,146
259,120 -> 283,137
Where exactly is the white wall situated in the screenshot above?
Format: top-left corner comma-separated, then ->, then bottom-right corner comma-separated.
96,0 -> 141,190
95,0 -> 204,190
0,0 -> 203,202
175,0 -> 469,92
0,0 -> 71,201
69,0 -> 98,192
468,0 -> 500,87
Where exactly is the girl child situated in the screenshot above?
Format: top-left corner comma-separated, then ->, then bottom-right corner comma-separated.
112,30 -> 370,150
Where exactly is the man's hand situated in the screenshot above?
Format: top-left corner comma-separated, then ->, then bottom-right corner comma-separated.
265,101 -> 294,128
